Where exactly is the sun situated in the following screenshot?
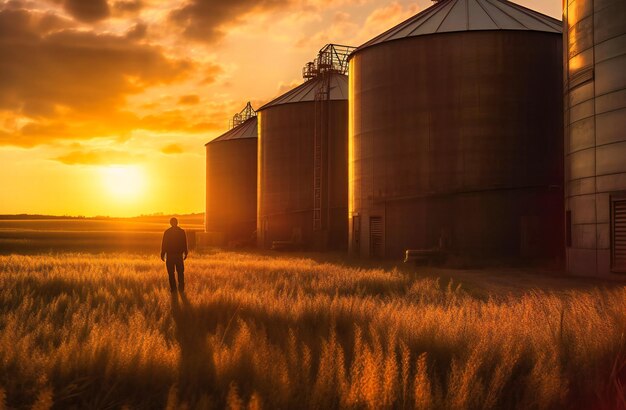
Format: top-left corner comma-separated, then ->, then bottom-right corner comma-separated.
100,165 -> 145,201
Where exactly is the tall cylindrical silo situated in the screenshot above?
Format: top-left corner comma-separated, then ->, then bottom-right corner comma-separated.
564,0 -> 626,276
205,105 -> 257,246
257,49 -> 351,251
349,0 -> 564,261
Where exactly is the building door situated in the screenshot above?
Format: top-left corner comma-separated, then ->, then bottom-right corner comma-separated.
352,215 -> 361,255
370,216 -> 383,258
612,198 -> 626,273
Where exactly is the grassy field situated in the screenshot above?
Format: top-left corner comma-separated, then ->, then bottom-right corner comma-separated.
0,215 -> 204,254
0,251 -> 624,409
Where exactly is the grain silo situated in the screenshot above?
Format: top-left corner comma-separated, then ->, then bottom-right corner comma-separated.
257,44 -> 354,251
349,0 -> 564,260
204,103 -> 257,247
564,0 -> 626,276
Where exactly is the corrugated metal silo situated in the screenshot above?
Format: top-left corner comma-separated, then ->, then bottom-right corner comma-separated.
257,45 -> 353,250
205,103 -> 257,246
564,0 -> 626,276
349,0 -> 565,260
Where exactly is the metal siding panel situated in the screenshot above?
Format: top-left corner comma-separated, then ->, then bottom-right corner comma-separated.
477,0 -> 525,29
596,141 -> 626,176
438,0 -> 468,32
565,0 -> 626,275
595,33 -> 626,64
206,139 -> 257,243
597,173 -> 626,193
411,2 -> 454,36
569,99 -> 594,123
596,88 -> 626,114
568,17 -> 594,58
350,30 -> 564,259
567,176 -> 596,196
486,0 -> 551,31
572,223 -> 597,249
258,99 -> 348,251
568,81 -> 594,106
569,48 -> 594,77
568,116 -> 595,152
568,147 -> 596,179
597,193 -> 611,223
594,0 -> 626,44
597,222 -> 611,249
468,0 -> 500,30
570,193 -> 597,224
595,54 -> 626,96
567,0 -> 593,26
596,108 -> 626,146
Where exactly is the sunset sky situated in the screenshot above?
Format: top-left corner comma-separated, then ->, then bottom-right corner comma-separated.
0,0 -> 561,217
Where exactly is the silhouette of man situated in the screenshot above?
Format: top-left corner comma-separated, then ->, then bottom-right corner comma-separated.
161,217 -> 188,292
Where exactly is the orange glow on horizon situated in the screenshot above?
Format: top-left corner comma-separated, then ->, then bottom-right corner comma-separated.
100,165 -> 146,203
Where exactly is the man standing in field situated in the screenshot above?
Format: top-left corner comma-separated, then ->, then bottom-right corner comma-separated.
161,217 -> 188,293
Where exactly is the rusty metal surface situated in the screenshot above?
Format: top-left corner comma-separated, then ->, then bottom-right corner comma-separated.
564,0 -> 626,276
257,97 -> 348,251
205,137 -> 257,245
349,30 -> 564,259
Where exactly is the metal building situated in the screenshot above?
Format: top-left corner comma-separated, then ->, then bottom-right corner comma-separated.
564,0 -> 626,276
257,44 -> 354,250
348,0 -> 565,260
204,103 -> 257,246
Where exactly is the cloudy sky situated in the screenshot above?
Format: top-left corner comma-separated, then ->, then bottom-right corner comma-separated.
0,0 -> 561,217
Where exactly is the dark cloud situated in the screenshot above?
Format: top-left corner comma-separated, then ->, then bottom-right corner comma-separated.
178,94 -> 200,105
0,8 -> 194,146
161,143 -> 184,154
169,0 -> 292,43
125,22 -> 147,40
62,0 -> 110,22
0,7 -> 73,38
0,9 -> 189,114
37,12 -> 74,33
113,0 -> 142,15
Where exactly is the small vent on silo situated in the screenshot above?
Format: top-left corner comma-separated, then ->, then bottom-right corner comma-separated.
370,216 -> 383,258
612,199 -> 626,273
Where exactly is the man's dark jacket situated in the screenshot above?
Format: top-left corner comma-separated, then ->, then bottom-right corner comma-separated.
161,226 -> 188,259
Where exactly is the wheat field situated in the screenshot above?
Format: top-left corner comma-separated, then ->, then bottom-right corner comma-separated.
0,252 -> 624,409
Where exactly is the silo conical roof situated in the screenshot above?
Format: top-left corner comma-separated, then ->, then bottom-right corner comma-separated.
206,116 -> 258,145
258,73 -> 348,111
355,0 -> 561,53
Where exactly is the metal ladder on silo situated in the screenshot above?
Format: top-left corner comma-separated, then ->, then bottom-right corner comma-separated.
313,72 -> 330,232
306,44 -> 354,237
